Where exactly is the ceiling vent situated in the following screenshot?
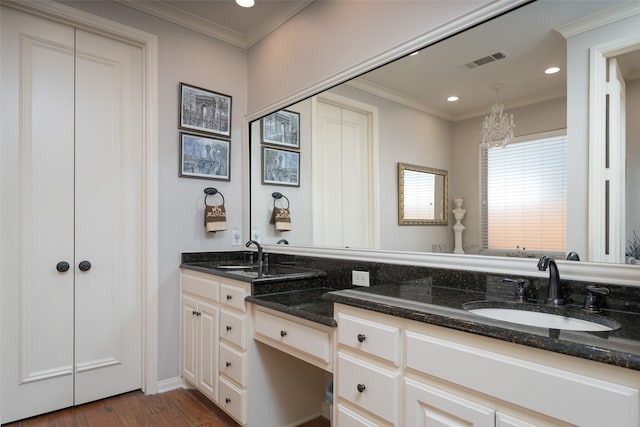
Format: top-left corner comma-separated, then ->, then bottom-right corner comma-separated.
463,51 -> 508,70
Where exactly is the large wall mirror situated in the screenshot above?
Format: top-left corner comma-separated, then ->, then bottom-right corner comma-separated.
249,0 -> 640,265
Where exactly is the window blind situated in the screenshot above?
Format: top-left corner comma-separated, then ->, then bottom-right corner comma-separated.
481,133 -> 567,252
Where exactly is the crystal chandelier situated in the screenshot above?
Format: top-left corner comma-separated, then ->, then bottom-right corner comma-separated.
481,84 -> 515,148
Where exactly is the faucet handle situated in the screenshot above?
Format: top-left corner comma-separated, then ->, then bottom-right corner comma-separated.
502,278 -> 527,302
584,285 -> 610,313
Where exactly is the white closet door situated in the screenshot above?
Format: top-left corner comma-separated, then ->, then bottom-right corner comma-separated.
1,9 -> 76,422
73,28 -> 142,404
1,9 -> 143,422
313,100 -> 370,248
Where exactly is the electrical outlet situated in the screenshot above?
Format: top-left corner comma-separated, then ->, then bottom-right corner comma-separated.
352,270 -> 370,287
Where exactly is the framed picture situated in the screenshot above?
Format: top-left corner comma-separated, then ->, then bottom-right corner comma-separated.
262,147 -> 300,187
179,82 -> 232,137
180,132 -> 230,180
261,110 -> 300,148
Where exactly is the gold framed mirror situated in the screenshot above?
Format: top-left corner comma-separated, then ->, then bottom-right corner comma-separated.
398,163 -> 448,225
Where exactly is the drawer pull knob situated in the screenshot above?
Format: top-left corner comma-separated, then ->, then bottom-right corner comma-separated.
357,333 -> 366,343
225,397 -> 231,404
280,330 -> 287,337
357,383 -> 366,393
225,361 -> 232,367
226,325 -> 232,331
226,294 -> 233,300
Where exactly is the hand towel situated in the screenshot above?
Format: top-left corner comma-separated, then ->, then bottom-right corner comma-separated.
205,204 -> 227,232
270,206 -> 292,231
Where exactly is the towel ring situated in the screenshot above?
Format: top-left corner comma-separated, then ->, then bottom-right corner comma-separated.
272,192 -> 289,209
204,187 -> 225,206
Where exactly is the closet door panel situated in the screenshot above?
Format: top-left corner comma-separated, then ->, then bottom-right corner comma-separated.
1,9 -> 75,423
73,29 -> 143,404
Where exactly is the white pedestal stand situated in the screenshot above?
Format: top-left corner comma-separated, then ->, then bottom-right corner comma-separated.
453,223 -> 465,254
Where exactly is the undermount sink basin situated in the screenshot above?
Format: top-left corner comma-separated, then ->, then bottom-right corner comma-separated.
463,301 -> 620,332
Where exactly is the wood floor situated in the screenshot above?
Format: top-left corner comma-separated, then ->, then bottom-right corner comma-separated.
2,388 -> 330,427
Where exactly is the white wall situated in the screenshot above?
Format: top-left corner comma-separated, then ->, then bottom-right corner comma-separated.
60,1 -> 247,382
246,0 -> 495,114
451,97 -> 567,253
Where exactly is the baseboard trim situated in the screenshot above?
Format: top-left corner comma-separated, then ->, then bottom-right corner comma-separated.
156,376 -> 184,393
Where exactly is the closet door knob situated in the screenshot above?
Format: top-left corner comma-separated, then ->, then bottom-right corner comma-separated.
78,260 -> 92,271
56,261 -> 70,272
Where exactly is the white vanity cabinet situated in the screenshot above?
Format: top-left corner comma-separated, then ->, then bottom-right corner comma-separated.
333,303 -> 640,427
334,309 -> 402,426
181,271 -> 220,403
218,280 -> 250,423
180,270 -> 249,425
182,269 -> 330,426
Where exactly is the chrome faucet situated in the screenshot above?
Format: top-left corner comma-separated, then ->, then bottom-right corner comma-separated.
537,256 -> 565,305
245,240 -> 263,268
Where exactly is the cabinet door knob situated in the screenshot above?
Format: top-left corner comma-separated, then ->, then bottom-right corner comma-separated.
78,260 -> 92,271
226,325 -> 232,331
357,383 -> 366,393
225,361 -> 232,367
192,310 -> 197,316
357,333 -> 366,343
225,397 -> 231,404
280,330 -> 287,337
56,261 -> 70,272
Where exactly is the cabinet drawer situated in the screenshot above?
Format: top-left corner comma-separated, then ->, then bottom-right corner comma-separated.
336,404 -> 383,427
220,283 -> 248,312
254,309 -> 331,363
219,377 -> 247,425
219,342 -> 247,387
337,352 -> 400,424
182,271 -> 219,302
337,312 -> 400,365
220,309 -> 246,350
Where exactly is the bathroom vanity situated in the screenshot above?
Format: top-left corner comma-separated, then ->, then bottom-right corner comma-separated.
181,251 -> 640,426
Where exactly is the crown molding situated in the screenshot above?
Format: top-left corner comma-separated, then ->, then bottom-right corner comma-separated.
114,0 -> 312,49
556,2 -> 640,39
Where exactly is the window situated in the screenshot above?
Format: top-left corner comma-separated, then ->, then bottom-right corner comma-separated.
481,131 -> 567,253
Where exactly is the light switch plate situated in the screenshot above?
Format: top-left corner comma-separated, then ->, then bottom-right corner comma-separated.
352,270 -> 370,287
231,229 -> 242,246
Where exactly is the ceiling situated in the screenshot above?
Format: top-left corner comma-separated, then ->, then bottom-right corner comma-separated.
351,0 -> 640,121
116,0 -> 314,48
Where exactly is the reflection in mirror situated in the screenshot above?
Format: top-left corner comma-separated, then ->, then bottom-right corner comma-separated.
398,163 -> 447,225
249,1 -> 640,263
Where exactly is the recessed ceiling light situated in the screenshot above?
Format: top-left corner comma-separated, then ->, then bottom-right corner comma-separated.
447,96 -> 459,102
545,66 -> 560,74
236,0 -> 255,7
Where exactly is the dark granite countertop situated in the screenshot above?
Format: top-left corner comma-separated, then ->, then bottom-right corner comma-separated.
323,283 -> 640,371
246,288 -> 337,327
